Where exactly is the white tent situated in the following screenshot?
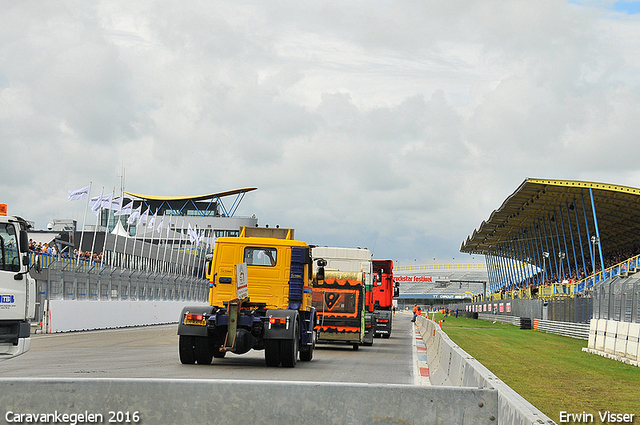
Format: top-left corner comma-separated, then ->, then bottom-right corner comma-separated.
111,220 -> 129,237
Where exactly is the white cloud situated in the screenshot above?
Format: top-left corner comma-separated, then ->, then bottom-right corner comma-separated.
1,0 -> 640,264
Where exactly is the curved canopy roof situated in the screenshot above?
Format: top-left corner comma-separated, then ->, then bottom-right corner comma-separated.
460,178 -> 640,260
123,187 -> 257,202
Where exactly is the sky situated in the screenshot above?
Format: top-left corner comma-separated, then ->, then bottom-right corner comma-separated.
2,1 -> 640,266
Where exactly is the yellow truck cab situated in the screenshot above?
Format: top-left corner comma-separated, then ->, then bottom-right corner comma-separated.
178,227 -> 319,367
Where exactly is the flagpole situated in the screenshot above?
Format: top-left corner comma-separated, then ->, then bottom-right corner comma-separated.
89,186 -> 104,267
140,210 -> 152,271
100,189 -> 116,267
154,211 -> 166,273
161,215 -> 172,274
168,218 -> 182,275
180,221 -> 192,275
130,206 -> 144,270
76,181 -> 92,267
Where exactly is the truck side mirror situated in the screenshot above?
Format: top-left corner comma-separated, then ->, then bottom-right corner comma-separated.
316,259 -> 327,281
393,281 -> 400,297
19,230 -> 29,254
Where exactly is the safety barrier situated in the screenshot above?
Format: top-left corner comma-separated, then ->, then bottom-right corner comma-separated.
0,378 -> 498,425
416,316 -> 556,425
582,319 -> 640,367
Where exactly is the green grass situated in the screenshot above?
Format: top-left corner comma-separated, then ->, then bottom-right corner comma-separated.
430,313 -> 640,422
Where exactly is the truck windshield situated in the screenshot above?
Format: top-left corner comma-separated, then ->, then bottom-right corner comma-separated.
0,223 -> 20,272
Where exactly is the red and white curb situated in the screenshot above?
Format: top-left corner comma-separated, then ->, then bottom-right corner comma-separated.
412,322 -> 431,386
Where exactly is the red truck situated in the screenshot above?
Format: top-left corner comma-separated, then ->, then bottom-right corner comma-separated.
371,260 -> 399,338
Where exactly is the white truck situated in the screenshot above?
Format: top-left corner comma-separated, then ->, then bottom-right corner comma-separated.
0,204 -> 37,361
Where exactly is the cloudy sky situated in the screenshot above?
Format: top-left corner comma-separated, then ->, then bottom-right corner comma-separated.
2,1 -> 640,265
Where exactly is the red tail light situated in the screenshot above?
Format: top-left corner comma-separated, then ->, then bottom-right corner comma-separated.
378,319 -> 389,323
269,317 -> 287,325
186,314 -> 203,321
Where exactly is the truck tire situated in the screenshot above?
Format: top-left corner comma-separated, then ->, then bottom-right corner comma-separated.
281,321 -> 299,368
195,337 -> 213,365
383,334 -> 390,339
352,343 -> 359,351
179,335 -> 196,364
265,339 -> 281,367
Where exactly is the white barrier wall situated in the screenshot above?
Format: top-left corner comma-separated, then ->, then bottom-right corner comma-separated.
47,300 -> 207,333
0,378 -> 498,425
415,316 -> 556,425
583,319 -> 640,366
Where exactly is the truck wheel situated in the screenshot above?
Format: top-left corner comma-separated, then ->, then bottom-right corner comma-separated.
383,334 -> 391,339
281,322 -> 299,368
352,343 -> 359,351
195,337 -> 213,365
179,335 -> 196,364
265,339 -> 281,367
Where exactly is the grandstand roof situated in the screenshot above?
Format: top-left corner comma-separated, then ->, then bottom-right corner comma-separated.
460,178 -> 640,259
123,187 -> 257,202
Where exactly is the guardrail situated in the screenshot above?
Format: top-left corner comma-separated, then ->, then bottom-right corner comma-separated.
533,319 -> 589,340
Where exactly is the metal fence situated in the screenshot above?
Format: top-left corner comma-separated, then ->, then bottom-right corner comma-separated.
29,246 -> 210,324
592,275 -> 640,323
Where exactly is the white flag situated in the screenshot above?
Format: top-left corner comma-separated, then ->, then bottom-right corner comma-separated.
68,185 -> 90,202
115,201 -> 133,216
148,213 -> 156,228
139,209 -> 149,224
90,194 -> 112,217
188,223 -> 196,243
109,197 -> 122,211
128,206 -> 141,224
156,218 -> 164,233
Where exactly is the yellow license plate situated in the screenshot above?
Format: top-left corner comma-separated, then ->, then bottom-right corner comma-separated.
184,318 -> 206,326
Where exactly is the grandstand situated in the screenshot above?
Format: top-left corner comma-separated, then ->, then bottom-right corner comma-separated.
460,178 -> 640,296
454,178 -> 640,368
394,263 -> 487,308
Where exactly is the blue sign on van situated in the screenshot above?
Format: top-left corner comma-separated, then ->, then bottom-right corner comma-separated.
0,295 -> 15,304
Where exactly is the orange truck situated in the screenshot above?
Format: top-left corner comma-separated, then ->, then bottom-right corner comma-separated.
311,247 -> 372,350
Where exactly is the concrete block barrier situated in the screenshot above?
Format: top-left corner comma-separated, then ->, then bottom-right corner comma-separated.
615,321 -> 629,357
594,319 -> 606,351
583,319 -> 640,367
587,318 -> 597,349
415,316 -> 556,425
628,323 -> 640,361
0,378 -> 498,425
604,320 -> 618,355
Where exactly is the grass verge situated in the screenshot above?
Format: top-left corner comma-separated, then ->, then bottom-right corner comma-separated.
429,313 -> 640,423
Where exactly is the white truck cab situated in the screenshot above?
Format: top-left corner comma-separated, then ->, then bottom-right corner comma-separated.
0,204 -> 37,361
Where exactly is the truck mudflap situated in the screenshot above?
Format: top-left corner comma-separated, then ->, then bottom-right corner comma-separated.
374,309 -> 392,338
262,309 -> 299,340
177,306 -> 215,337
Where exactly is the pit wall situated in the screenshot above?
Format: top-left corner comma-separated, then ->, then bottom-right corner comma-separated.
415,315 -> 556,425
583,319 -> 640,367
44,300 -> 206,333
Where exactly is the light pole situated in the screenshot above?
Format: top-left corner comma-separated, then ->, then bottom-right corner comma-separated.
542,252 -> 549,285
591,236 -> 600,284
558,251 -> 565,281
